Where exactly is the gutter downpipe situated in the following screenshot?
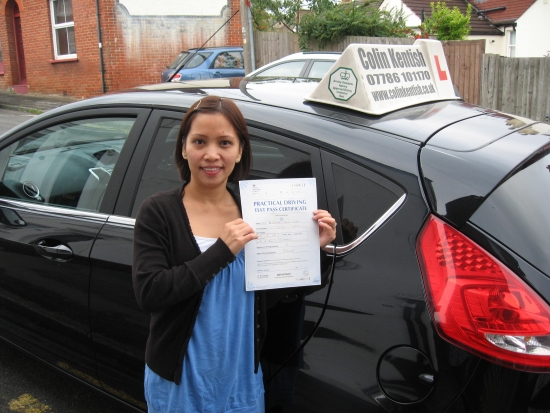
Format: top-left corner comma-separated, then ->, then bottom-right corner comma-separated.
247,6 -> 255,71
95,0 -> 106,94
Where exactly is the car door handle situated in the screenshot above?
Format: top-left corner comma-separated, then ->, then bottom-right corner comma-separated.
34,240 -> 73,260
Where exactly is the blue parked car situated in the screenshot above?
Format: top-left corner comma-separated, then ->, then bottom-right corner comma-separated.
160,46 -> 245,82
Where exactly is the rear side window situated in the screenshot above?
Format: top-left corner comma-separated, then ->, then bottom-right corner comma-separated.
308,61 -> 335,79
249,137 -> 311,180
0,118 -> 134,212
184,52 -> 212,68
131,118 -> 181,216
213,52 -> 243,69
131,126 -> 314,217
322,152 -> 404,246
168,52 -> 189,69
470,149 -> 550,276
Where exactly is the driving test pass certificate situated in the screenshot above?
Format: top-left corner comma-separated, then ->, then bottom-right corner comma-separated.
240,178 -> 320,291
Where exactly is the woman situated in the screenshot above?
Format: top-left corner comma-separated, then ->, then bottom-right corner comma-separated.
132,96 -> 336,413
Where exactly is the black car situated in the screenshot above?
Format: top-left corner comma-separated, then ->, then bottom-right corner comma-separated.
1,42 -> 550,413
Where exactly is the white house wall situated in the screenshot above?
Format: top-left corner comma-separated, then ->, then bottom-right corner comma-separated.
119,0 -> 227,16
515,0 -> 550,57
469,35 -> 505,55
379,0 -> 421,27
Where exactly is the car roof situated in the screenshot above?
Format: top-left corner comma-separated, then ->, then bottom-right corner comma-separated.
23,78 -> 489,145
186,46 -> 243,52
273,51 -> 340,61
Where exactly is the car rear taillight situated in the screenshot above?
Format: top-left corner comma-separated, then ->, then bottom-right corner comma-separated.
418,215 -> 550,372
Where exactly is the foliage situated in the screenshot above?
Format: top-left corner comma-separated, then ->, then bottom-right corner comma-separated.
422,2 -> 472,41
250,0 -> 336,32
298,2 -> 411,51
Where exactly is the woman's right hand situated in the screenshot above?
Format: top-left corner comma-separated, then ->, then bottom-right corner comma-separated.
220,218 -> 258,255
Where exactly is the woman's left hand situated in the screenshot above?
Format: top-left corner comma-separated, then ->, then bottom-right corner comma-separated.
313,210 -> 337,248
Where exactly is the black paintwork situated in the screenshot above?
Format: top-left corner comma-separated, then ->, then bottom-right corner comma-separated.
0,77 -> 549,412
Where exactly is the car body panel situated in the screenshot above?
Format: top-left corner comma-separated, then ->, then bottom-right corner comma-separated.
0,199 -> 103,382
421,121 -> 550,227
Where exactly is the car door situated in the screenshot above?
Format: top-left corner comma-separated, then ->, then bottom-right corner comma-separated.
0,108 -> 148,385
88,108 -> 334,409
273,133 -> 459,412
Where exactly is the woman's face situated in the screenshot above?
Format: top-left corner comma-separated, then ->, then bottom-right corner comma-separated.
183,112 -> 243,189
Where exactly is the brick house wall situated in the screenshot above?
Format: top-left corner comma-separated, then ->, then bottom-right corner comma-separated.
0,0 -> 242,98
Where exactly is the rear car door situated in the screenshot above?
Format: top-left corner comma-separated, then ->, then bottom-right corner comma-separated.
89,107 -> 333,409
0,108 -> 148,385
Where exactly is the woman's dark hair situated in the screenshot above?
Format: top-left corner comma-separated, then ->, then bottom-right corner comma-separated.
175,95 -> 252,183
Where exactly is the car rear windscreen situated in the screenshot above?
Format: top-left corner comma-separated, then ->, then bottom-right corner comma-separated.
470,148 -> 550,277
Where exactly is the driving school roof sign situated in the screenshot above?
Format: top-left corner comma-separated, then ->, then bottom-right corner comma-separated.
306,39 -> 459,115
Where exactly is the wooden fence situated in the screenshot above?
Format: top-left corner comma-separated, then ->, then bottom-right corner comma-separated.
440,40 -> 485,106
253,32 -> 550,123
481,54 -> 550,123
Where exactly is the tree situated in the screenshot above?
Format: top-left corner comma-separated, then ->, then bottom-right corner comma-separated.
423,2 -> 472,41
298,2 -> 410,51
250,0 -> 336,32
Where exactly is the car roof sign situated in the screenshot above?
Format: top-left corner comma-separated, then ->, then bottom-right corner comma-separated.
305,39 -> 459,115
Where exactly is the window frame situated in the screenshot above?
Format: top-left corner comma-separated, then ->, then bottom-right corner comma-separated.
49,0 -> 77,60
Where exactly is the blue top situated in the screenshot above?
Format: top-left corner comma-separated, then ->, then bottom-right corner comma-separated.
144,237 -> 264,413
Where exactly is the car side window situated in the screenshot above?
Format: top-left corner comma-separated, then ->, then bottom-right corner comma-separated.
0,117 -> 135,212
184,52 -> 212,69
255,61 -> 306,78
249,136 -> 312,180
131,117 -> 182,217
323,152 -> 404,245
213,52 -> 243,69
131,127 -> 313,217
308,61 -> 335,79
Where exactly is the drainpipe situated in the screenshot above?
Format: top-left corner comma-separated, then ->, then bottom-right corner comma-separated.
247,5 -> 255,71
95,0 -> 106,94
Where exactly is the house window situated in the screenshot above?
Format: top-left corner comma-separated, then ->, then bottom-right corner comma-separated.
508,29 -> 516,57
49,0 -> 76,59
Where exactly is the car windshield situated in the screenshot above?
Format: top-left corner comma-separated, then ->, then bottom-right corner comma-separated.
168,52 -> 190,69
183,52 -> 213,69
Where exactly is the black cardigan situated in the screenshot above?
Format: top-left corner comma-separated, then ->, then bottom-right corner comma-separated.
132,185 -> 267,383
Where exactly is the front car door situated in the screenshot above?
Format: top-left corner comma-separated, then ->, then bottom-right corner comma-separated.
0,109 -> 148,385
